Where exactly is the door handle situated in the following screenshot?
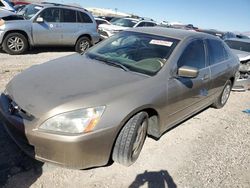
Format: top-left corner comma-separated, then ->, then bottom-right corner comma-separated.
202,74 -> 209,81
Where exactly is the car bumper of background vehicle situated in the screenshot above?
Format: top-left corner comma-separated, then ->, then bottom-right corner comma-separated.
0,93 -> 117,169
232,78 -> 250,91
98,29 -> 113,39
0,30 -> 5,44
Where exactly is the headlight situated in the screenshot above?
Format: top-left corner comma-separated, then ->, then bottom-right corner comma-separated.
39,106 -> 105,134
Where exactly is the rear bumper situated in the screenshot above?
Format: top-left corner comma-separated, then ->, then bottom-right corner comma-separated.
0,93 -> 116,169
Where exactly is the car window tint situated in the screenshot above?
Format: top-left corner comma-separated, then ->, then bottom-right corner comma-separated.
207,39 -> 226,65
61,9 -> 76,23
0,1 -> 4,6
178,40 -> 205,69
77,11 -> 93,23
40,8 -> 60,22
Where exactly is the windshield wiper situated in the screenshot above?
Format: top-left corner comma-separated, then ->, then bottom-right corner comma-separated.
87,54 -> 130,72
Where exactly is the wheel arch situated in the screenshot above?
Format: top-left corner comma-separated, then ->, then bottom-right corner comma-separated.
108,106 -> 161,163
75,34 -> 92,45
3,30 -> 30,46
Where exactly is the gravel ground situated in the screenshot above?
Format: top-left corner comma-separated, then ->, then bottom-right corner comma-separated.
0,49 -> 250,188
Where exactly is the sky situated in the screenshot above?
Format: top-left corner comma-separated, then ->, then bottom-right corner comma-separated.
55,0 -> 250,32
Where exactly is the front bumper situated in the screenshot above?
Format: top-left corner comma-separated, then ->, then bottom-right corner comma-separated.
0,93 -> 117,169
0,30 -> 5,45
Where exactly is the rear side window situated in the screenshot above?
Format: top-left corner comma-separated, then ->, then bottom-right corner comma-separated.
206,39 -> 228,65
178,40 -> 206,69
40,8 -> 60,22
61,9 -> 76,23
77,11 -> 93,23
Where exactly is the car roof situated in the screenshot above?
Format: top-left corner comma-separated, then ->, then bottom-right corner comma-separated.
225,38 -> 250,43
33,2 -> 88,12
126,27 -> 217,40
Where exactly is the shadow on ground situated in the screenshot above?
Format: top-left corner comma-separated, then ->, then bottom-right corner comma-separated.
0,122 -> 43,188
0,47 -> 75,55
129,170 -> 177,188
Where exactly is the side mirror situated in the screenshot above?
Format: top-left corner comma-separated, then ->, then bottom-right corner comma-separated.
178,66 -> 199,78
36,17 -> 44,23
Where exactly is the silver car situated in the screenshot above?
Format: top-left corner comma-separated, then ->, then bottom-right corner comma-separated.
0,3 -> 100,55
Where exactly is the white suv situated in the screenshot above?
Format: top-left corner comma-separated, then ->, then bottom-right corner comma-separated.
98,17 -> 157,39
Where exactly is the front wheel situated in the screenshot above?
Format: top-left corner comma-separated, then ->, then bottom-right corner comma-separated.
112,112 -> 148,166
75,36 -> 91,54
212,80 -> 232,109
2,33 -> 28,55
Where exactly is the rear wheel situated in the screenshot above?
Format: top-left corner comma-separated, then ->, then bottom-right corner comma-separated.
75,36 -> 91,53
112,112 -> 148,166
3,33 -> 28,55
212,80 -> 232,109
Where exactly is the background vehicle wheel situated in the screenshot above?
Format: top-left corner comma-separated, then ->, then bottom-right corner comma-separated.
212,80 -> 232,109
3,33 -> 28,55
75,36 -> 91,53
112,112 -> 148,166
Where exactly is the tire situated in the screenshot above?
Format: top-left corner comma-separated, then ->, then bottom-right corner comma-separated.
112,112 -> 148,166
212,80 -> 232,109
75,36 -> 91,53
2,32 -> 28,55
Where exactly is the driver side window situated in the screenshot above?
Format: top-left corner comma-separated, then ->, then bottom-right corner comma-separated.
39,8 -> 60,22
177,40 -> 205,69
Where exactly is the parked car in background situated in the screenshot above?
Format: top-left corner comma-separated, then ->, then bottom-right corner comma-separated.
196,29 -> 225,39
0,0 -> 15,12
225,38 -> 250,91
98,16 -> 124,22
95,17 -> 110,27
0,28 -> 239,169
0,7 -> 15,17
98,17 -> 157,39
14,4 -> 27,12
0,2 -> 100,55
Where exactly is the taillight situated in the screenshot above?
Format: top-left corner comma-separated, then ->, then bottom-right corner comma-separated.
0,19 -> 5,26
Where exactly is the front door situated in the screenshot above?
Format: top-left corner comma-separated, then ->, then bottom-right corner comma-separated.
165,39 -> 211,128
32,8 -> 62,46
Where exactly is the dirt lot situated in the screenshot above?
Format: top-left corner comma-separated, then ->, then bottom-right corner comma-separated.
0,49 -> 250,188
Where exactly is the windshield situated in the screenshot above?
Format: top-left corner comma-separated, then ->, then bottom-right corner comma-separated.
19,4 -> 42,20
112,18 -> 138,27
225,40 -> 250,53
86,31 -> 179,76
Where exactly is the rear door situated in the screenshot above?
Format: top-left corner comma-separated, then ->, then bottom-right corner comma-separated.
32,8 -> 63,45
206,39 -> 231,95
60,8 -> 78,45
76,11 -> 94,38
165,39 -> 211,127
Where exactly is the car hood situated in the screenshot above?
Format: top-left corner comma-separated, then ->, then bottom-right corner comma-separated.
0,9 -> 16,18
98,23 -> 129,31
6,54 -> 146,118
231,49 -> 250,62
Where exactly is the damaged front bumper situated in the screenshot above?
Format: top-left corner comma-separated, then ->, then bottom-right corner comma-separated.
232,77 -> 250,91
0,93 -> 116,169
232,61 -> 250,91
